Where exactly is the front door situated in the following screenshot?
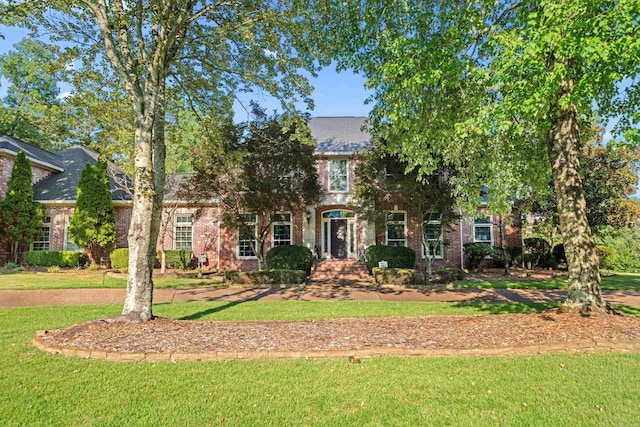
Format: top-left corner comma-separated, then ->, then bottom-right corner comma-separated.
330,219 -> 347,258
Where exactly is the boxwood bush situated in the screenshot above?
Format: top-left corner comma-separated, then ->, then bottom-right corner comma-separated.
110,248 -> 129,272
463,243 -> 498,269
372,267 -> 427,286
159,250 -> 193,270
266,245 -> 313,274
365,245 -> 416,271
24,251 -> 83,268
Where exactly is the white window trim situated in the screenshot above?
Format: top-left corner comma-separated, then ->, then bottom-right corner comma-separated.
63,216 -> 82,252
31,216 -> 51,251
271,212 -> 292,248
328,158 -> 349,193
173,214 -> 193,251
385,211 -> 407,247
473,216 -> 494,246
422,214 -> 443,259
237,215 -> 258,259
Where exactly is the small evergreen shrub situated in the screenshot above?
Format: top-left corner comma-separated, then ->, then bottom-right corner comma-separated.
365,245 -> 416,271
436,267 -> 466,283
596,245 -> 617,270
110,248 -> 129,272
160,250 -> 193,270
266,245 -> 313,274
463,243 -> 498,269
247,269 -> 307,285
47,265 -> 62,273
523,237 -> 552,267
24,251 -> 83,268
372,267 -> 427,286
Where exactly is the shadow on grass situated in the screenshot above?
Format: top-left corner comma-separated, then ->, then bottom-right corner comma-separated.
173,287 -> 293,320
452,301 -> 560,314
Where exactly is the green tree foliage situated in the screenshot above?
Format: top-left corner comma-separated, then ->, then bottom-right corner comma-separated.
0,39 -> 71,149
354,144 -> 456,274
6,0 -> 323,321
185,103 -> 323,269
312,0 -> 640,310
0,151 -> 44,263
69,160 -> 116,265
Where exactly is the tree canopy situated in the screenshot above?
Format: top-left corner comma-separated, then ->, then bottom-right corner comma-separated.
185,103 -> 323,269
3,0 -> 327,321
354,144 -> 456,274
311,0 -> 640,310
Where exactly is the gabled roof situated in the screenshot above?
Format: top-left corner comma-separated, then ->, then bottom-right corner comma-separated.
34,145 -> 131,203
309,117 -> 371,155
0,135 -> 64,171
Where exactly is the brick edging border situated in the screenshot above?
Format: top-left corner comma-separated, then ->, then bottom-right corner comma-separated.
32,334 -> 640,362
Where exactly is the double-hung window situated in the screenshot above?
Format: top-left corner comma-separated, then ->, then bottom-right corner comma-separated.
64,216 -> 82,251
328,159 -> 348,192
32,216 -> 51,251
423,212 -> 443,258
474,216 -> 493,246
174,215 -> 193,250
386,212 -> 407,247
238,214 -> 257,258
272,213 -> 292,247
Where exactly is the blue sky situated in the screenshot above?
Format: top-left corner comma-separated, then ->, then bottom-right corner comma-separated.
0,26 -> 373,122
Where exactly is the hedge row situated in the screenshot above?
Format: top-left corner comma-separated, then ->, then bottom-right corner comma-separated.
224,269 -> 307,285
24,251 -> 84,268
110,249 -> 194,272
372,267 -> 465,286
364,245 -> 416,271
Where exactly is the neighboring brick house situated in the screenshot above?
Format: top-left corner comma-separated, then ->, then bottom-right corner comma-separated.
0,117 -> 521,270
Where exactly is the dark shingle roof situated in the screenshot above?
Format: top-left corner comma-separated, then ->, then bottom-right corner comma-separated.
309,117 -> 371,155
34,146 -> 131,202
0,135 -> 64,171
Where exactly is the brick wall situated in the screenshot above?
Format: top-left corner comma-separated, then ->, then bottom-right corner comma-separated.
0,154 -> 56,200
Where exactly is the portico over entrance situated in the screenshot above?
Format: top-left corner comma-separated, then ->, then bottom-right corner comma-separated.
320,209 -> 357,259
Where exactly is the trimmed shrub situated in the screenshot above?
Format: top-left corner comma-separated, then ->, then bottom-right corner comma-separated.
225,269 -> 306,285
523,237 -> 552,267
266,245 -> 313,274
436,267 -> 466,283
110,248 -> 129,272
24,251 -> 83,268
160,250 -> 193,270
365,245 -> 416,271
372,267 -> 427,286
463,243 -> 498,269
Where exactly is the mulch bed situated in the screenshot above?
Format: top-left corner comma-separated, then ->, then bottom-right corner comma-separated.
40,309 -> 640,355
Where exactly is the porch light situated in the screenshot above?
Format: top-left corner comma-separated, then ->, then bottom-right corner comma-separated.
305,209 -> 312,224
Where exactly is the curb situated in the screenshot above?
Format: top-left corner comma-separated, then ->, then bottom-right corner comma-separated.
32,334 -> 640,363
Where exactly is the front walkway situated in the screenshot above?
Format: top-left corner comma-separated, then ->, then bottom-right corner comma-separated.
2,283 -> 640,308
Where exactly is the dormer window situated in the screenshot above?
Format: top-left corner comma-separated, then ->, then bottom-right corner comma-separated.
328,159 -> 348,192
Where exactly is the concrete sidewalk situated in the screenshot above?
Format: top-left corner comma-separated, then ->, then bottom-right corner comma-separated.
2,283 -> 640,308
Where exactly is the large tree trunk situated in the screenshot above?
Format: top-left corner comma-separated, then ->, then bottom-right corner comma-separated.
122,113 -> 158,322
546,96 -> 605,310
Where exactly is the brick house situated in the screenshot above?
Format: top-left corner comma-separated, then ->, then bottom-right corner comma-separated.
0,117 -> 521,269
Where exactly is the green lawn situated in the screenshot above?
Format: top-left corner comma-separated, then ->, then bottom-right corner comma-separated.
0,270 -> 224,290
455,272 -> 640,291
1,301 -> 640,426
